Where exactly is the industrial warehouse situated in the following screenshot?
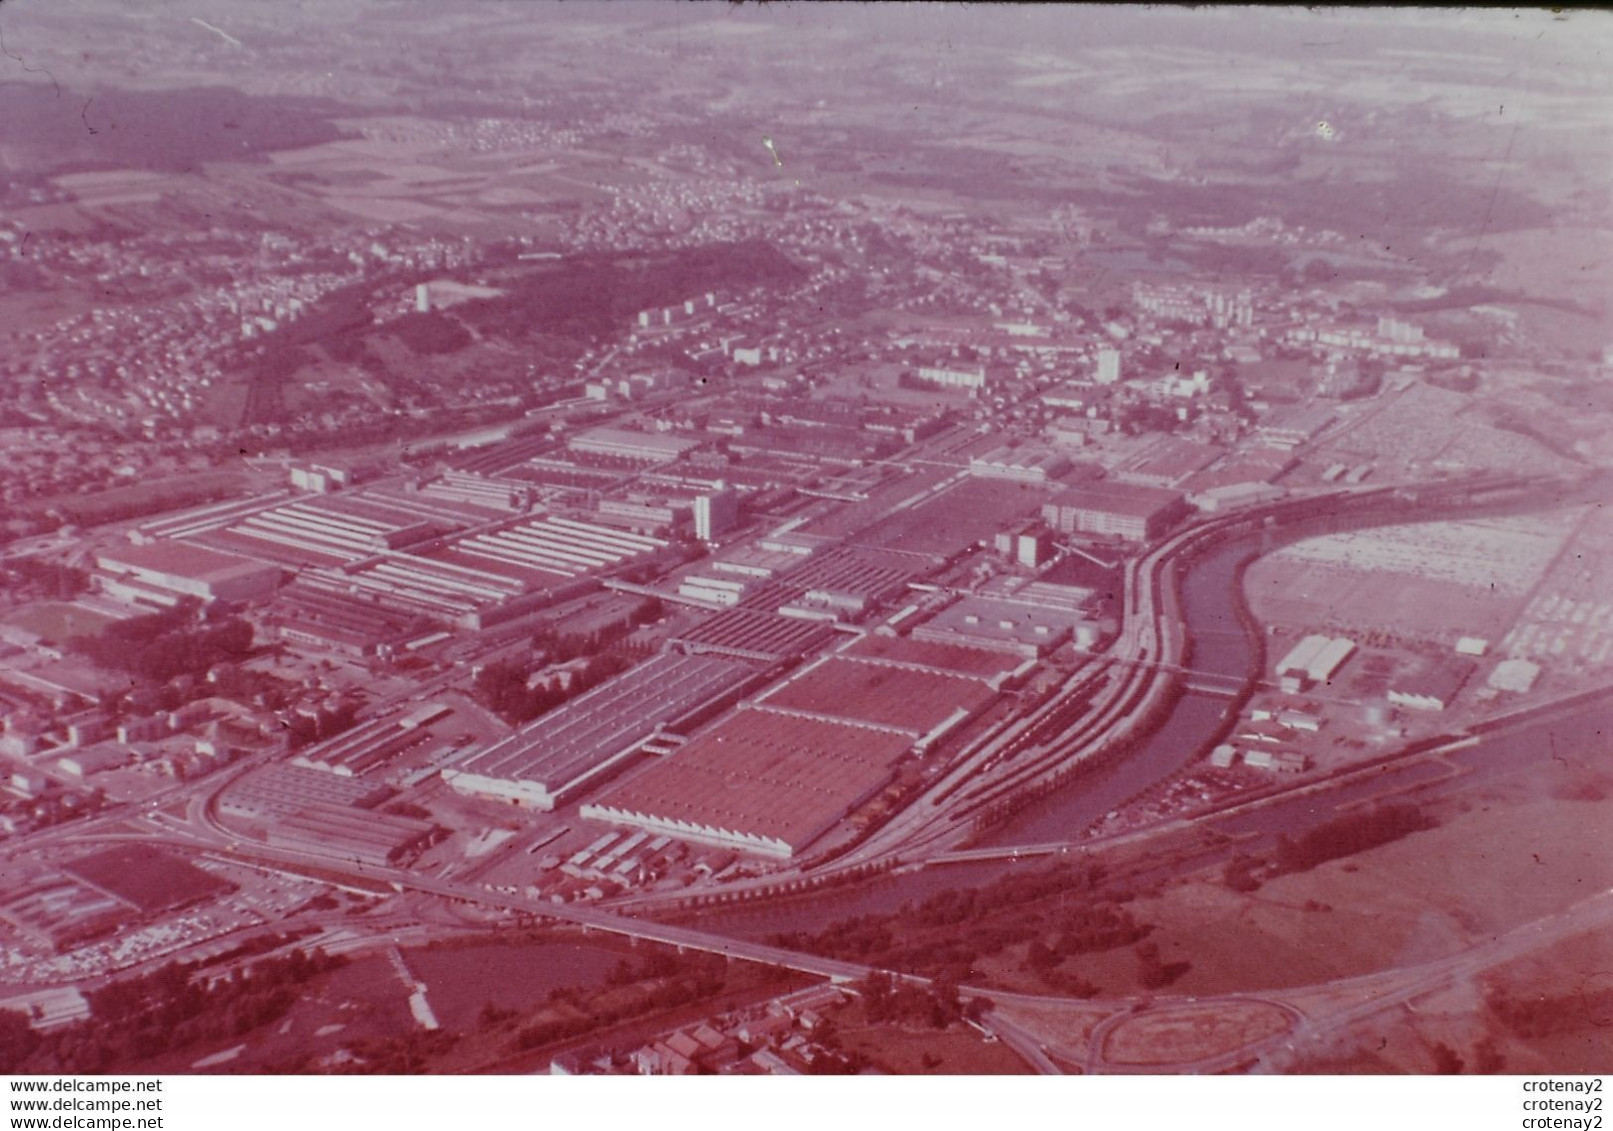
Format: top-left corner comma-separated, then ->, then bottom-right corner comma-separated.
753,653 -> 998,748
95,542 -> 282,607
105,479 -> 675,641
1042,481 -> 1189,542
442,651 -> 768,810
266,802 -> 440,868
582,707 -> 917,859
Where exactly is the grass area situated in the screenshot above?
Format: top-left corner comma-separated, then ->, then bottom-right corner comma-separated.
1475,923 -> 1613,1074
1119,793 -> 1613,999
403,938 -> 627,1033
989,999 -> 1108,1054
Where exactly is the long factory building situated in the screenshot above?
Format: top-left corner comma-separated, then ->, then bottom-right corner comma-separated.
1274,633 -> 1357,692
134,484 -> 672,635
582,707 -> 914,860
1042,481 -> 1188,542
442,651 -> 768,810
95,542 -> 283,607
581,635 -> 1017,859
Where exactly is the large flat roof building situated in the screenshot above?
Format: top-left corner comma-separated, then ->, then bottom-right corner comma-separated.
582,709 -> 913,859
1388,659 -> 1476,712
754,654 -> 998,748
218,763 -> 394,823
96,542 -> 282,606
1275,634 -> 1357,692
911,595 -> 1082,659
968,447 -> 1071,485
569,427 -> 701,464
443,652 -> 762,810
1042,482 -> 1187,543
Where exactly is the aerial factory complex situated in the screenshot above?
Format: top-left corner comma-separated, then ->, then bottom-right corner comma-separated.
0,0 -> 1609,1079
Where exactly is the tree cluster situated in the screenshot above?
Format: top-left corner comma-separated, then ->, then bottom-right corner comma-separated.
1,558 -> 87,601
510,952 -> 731,1056
283,699 -> 361,752
0,1010 -> 40,1073
16,948 -> 346,1072
1488,983 -> 1613,1040
69,601 -> 255,683
472,652 -> 631,726
1134,940 -> 1192,990
1271,803 -> 1436,876
851,971 -> 985,1031
388,311 -> 473,356
771,863 -> 1133,983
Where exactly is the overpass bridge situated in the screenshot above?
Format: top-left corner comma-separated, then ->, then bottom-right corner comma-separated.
199,837 -> 875,984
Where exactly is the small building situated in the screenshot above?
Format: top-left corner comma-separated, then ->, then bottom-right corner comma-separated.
1243,749 -> 1307,773
0,987 -> 90,1031
1487,658 -> 1540,694
1274,634 -> 1356,692
912,596 -> 1076,658
915,365 -> 987,390
1255,405 -> 1335,449
58,744 -> 133,778
994,523 -> 1051,568
679,574 -> 752,607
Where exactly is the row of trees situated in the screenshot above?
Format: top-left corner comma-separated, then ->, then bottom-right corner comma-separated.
510,952 -> 735,1056
283,699 -> 362,752
1271,803 -> 1437,876
529,597 -> 662,664
1223,804 -> 1438,893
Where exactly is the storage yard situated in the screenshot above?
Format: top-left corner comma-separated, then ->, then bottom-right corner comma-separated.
1246,512 -> 1576,643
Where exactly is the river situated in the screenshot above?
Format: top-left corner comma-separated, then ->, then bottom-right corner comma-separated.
975,537 -> 1257,846
687,520 -> 1612,943
693,536 -> 1264,940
